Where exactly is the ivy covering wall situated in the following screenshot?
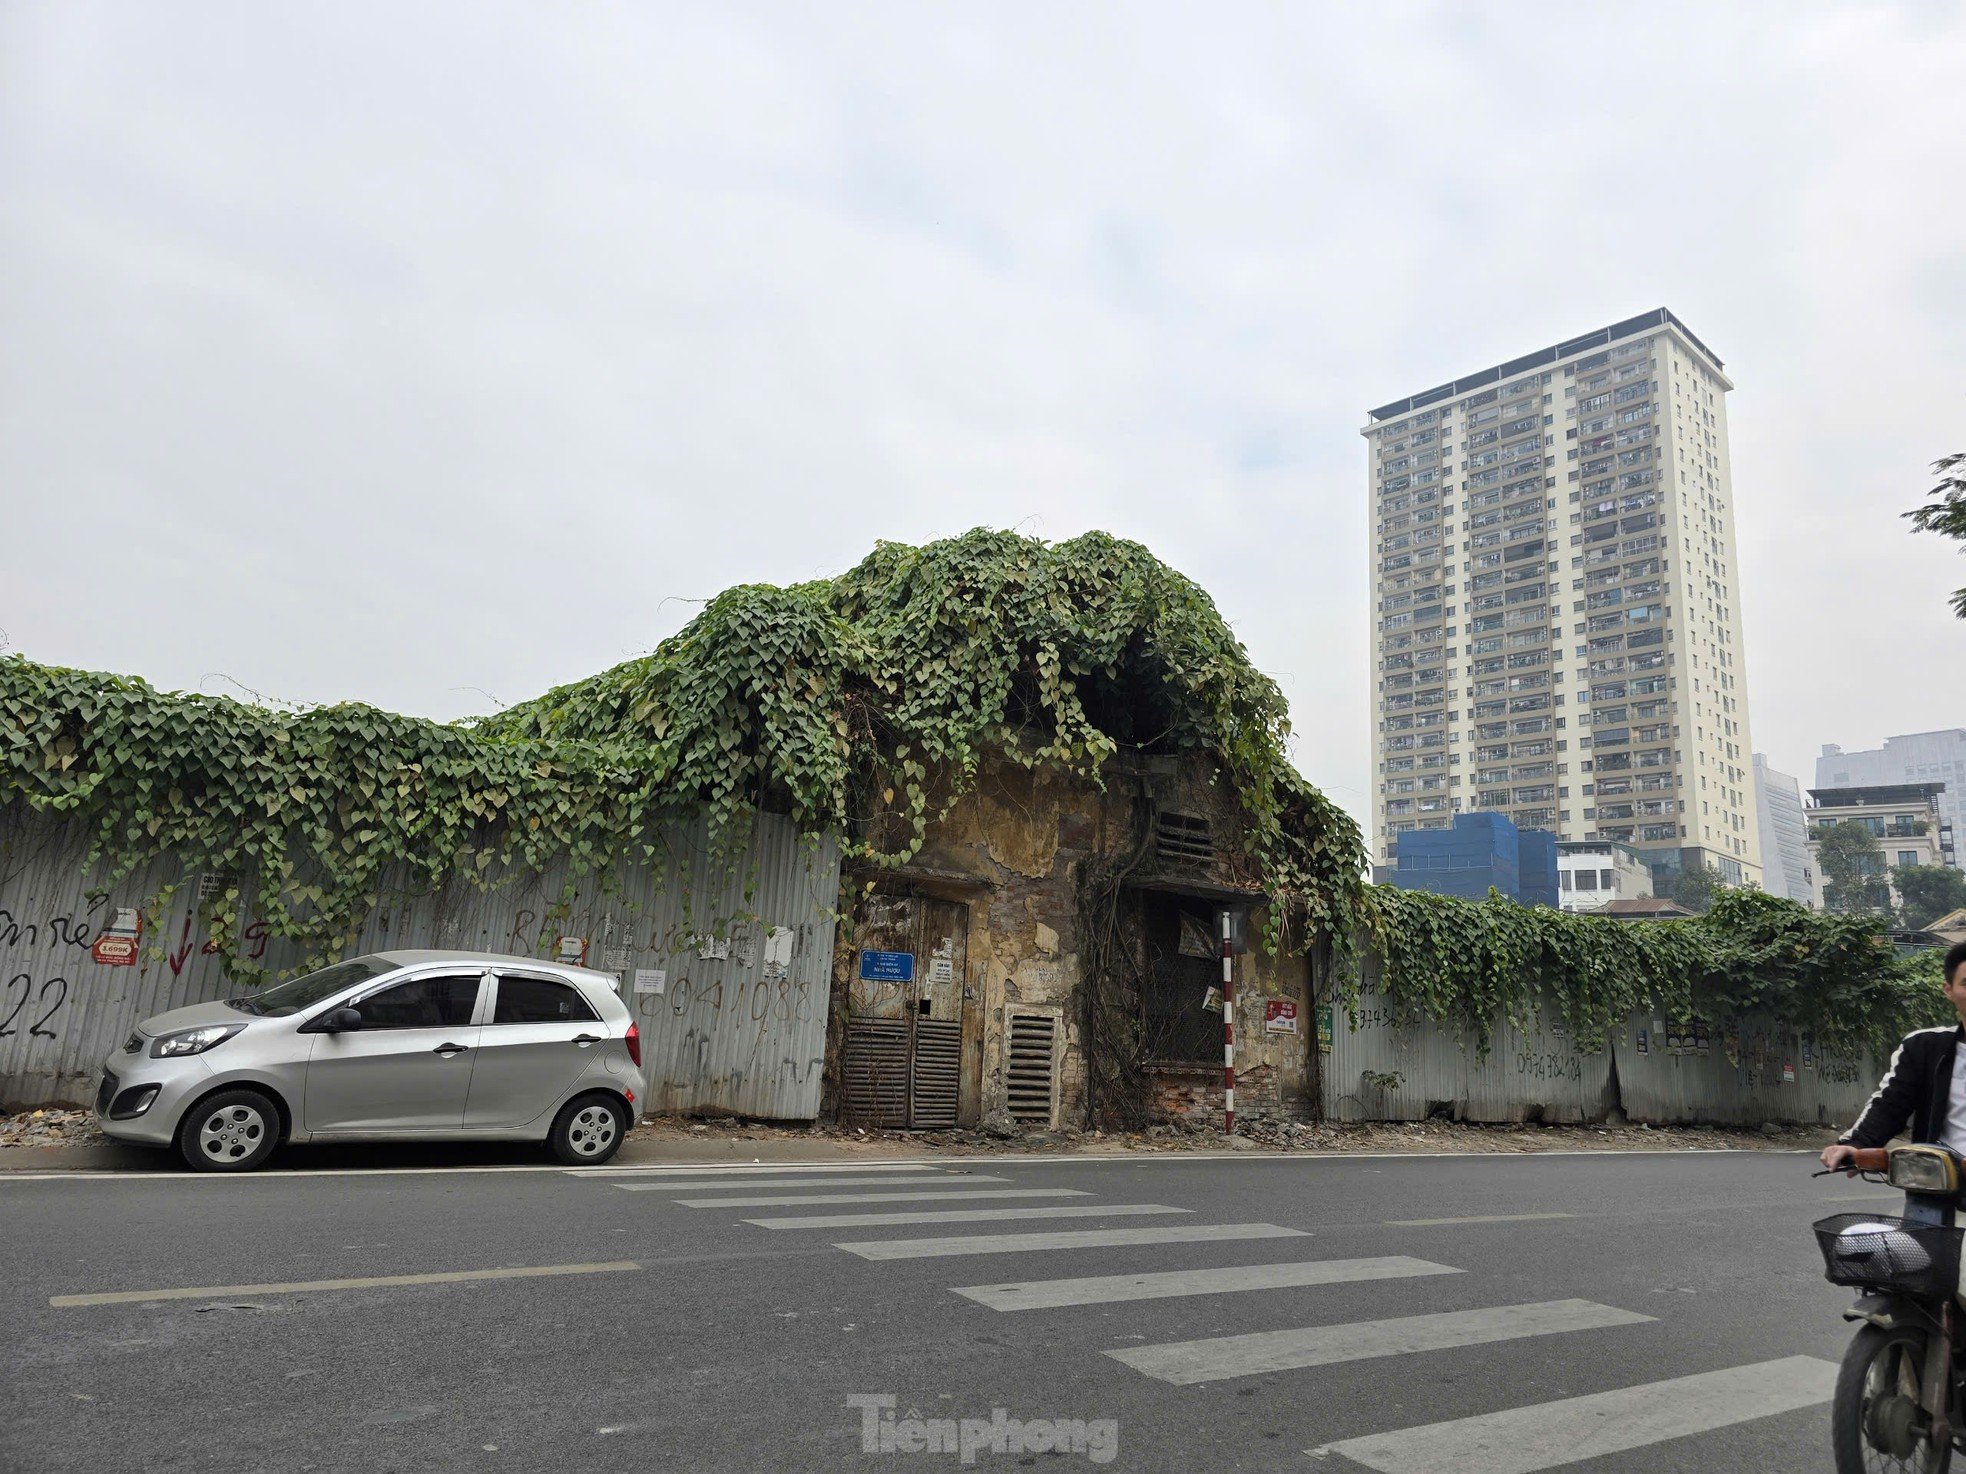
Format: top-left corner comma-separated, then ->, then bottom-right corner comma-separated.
1366,883 -> 1948,1060
0,529 -> 1363,973
0,525 -> 1948,1061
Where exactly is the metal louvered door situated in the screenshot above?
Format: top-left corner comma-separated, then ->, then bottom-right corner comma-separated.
841,893 -> 970,1130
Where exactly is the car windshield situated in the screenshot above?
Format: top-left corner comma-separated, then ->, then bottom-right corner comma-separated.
227,956 -> 397,1016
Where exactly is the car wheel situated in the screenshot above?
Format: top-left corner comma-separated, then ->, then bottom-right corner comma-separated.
176,1088 -> 281,1173
549,1093 -> 628,1166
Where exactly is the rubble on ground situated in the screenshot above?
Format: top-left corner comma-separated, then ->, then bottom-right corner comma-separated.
0,1108 -> 103,1149
620,1110 -> 1835,1155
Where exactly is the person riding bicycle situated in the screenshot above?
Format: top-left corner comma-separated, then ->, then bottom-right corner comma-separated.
1820,940 -> 1966,1172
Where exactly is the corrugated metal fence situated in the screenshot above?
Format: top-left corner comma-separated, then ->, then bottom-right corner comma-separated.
1321,983 -> 1884,1128
0,804 -> 840,1117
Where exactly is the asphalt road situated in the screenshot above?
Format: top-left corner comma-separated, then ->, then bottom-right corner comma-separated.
0,1149 -> 1874,1473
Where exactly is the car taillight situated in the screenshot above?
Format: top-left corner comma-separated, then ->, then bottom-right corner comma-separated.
624,1022 -> 641,1067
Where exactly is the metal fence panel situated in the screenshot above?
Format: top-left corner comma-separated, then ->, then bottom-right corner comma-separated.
0,804 -> 839,1118
1317,945 -> 1877,1127
1608,1014 -> 1881,1128
1323,988 -> 1609,1124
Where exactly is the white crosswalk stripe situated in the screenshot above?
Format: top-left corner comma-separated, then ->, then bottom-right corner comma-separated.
1305,1356 -> 1839,1473
838,1223 -> 1308,1260
583,1161 -> 1796,1467
675,1189 -> 1087,1208
1107,1300 -> 1654,1385
616,1174 -> 1009,1192
579,1163 -> 949,1177
745,1203 -> 1186,1230
951,1256 -> 1461,1311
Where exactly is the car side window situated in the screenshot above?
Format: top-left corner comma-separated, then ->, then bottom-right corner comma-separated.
356,975 -> 481,1030
492,976 -> 600,1026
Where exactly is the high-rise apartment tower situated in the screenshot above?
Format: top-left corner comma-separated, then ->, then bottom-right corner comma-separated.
1365,309 -> 1761,889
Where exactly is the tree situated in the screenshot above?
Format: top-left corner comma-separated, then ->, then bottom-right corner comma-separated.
1817,820 -> 1890,915
1669,862 -> 1727,914
1893,863 -> 1966,931
1904,452 -> 1966,618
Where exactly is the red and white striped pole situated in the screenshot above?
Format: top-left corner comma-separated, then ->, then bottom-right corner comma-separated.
1221,909 -> 1235,1136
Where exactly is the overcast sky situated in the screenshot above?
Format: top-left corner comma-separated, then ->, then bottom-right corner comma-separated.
3,2 -> 1963,846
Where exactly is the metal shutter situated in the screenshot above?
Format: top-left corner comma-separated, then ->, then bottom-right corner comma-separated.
842,1017 -> 910,1129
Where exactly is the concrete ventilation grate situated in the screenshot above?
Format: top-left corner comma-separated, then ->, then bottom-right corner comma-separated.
1004,1009 -> 1059,1126
1154,812 -> 1214,868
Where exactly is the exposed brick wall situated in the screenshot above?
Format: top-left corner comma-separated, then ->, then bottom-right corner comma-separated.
1147,1061 -> 1312,1124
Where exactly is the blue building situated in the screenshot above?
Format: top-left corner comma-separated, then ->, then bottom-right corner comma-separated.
1517,828 -> 1559,909
1389,812 -> 1559,907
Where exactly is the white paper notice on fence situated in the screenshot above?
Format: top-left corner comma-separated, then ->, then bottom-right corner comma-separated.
601,946 -> 632,971
762,926 -> 795,981
634,968 -> 667,995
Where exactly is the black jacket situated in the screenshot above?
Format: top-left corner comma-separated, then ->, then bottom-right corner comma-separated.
1841,1024 -> 1966,1148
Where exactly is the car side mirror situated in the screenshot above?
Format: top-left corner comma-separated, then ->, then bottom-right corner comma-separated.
316,1006 -> 364,1034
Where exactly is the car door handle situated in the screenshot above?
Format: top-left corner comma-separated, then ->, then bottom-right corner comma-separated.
433,1043 -> 469,1057
572,1034 -> 602,1047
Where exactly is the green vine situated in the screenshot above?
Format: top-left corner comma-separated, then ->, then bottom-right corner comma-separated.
1361,885 -> 1948,1061
0,528 -> 1368,977
5,522 -> 1935,1067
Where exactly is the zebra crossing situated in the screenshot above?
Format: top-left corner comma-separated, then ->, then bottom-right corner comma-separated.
587,1161 -> 1835,1469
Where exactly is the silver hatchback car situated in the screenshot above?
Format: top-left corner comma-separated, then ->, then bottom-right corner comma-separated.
94,950 -> 644,1172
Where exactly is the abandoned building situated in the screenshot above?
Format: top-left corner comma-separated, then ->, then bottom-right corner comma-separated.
826,749 -> 1325,1133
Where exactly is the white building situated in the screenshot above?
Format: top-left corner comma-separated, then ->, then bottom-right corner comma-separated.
1818,732 -> 1965,871
1556,840 -> 1654,913
1365,309 -> 1761,892
1804,783 -> 1947,913
1753,753 -> 1815,905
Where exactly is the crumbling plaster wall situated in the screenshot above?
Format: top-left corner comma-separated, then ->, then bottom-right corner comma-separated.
879,754 -> 1316,1126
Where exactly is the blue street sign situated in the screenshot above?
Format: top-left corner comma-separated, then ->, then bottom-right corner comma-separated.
859,949 -> 915,983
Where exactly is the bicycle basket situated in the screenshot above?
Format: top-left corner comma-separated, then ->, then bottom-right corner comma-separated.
1814,1213 -> 1963,1298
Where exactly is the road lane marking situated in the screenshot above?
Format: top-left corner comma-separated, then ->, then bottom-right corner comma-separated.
50,1260 -> 641,1308
1305,1355 -> 1838,1472
615,1174 -> 1009,1192
676,1188 -> 1085,1208
952,1256 -> 1462,1311
747,1203 -> 1186,1230
1386,1213 -> 1576,1227
1108,1299 -> 1652,1385
838,1223 -> 1307,1260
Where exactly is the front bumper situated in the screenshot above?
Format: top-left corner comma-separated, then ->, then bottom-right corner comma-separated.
93,1048 -> 217,1147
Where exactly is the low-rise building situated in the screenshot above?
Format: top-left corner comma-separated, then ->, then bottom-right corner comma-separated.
1600,897 -> 1698,921
1805,782 -> 1947,913
1556,839 -> 1655,913
1819,732 -> 1966,872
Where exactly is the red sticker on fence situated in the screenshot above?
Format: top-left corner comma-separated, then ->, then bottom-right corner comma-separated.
91,935 -> 138,967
